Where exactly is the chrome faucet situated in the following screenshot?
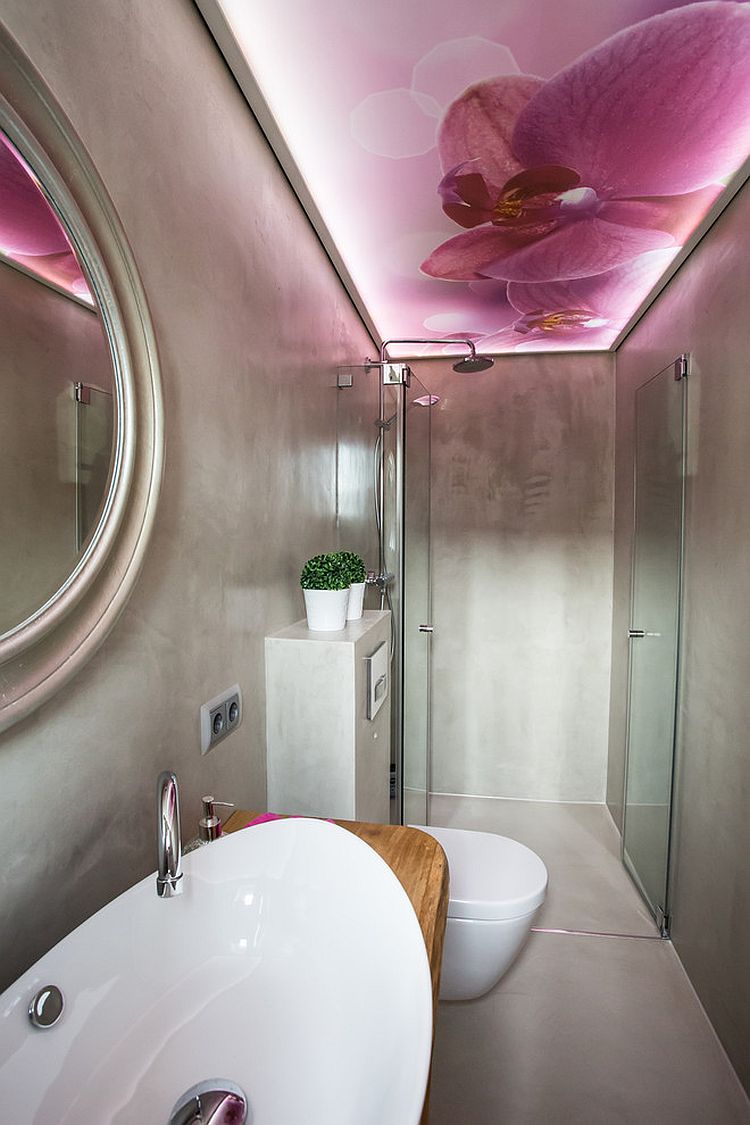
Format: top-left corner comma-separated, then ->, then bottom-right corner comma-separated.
156,770 -> 183,898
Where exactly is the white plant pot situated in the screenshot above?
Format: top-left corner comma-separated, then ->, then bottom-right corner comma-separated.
346,581 -> 366,621
303,588 -> 350,631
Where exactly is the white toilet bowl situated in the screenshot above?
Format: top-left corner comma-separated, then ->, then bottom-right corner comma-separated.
413,824 -> 548,1001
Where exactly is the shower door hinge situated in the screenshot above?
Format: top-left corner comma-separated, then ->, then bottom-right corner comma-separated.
655,905 -> 671,937
382,362 -> 411,387
674,354 -> 689,381
74,381 -> 91,405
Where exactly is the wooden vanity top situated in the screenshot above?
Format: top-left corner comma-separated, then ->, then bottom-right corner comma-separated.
223,810 -> 449,1124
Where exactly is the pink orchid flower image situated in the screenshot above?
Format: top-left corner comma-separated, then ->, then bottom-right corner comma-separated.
421,2 -> 750,286
0,133 -> 91,301
479,250 -> 678,352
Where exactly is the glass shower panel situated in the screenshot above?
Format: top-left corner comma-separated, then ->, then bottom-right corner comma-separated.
381,383 -> 403,823
623,363 -> 686,927
75,383 -> 114,550
402,378 -> 432,825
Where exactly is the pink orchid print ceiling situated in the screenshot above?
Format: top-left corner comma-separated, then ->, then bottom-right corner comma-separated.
0,133 -> 92,304
5,2 -> 746,348
210,1 -> 750,355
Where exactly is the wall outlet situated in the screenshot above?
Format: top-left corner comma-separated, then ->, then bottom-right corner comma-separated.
200,684 -> 242,755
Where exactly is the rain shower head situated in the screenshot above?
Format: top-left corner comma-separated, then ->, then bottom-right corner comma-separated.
378,337 -> 494,373
452,353 -> 494,373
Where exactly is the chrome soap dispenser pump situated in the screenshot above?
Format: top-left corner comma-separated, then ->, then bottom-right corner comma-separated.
199,795 -> 234,842
184,795 -> 235,853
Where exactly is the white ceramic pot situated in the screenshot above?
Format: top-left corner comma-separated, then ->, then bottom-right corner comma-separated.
303,588 -> 350,631
346,581 -> 366,621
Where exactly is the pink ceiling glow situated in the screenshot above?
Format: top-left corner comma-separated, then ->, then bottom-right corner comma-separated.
0,133 -> 92,304
208,0 -> 750,354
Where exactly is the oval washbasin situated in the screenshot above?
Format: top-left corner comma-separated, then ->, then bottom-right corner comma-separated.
0,817 -> 433,1123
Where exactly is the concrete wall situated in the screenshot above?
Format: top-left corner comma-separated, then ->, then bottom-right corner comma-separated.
610,182 -> 750,1091
335,367 -> 381,571
0,262 -> 112,632
0,0 -> 373,990
411,353 -> 615,802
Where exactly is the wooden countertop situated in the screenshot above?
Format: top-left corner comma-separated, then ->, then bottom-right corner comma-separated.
223,810 -> 449,1124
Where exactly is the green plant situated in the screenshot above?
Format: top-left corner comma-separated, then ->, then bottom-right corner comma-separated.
337,550 -> 366,584
300,552 -> 350,591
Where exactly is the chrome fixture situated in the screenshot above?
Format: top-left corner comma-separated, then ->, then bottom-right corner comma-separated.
198,795 -> 235,843
366,569 -> 394,590
378,337 -> 494,374
169,1079 -> 248,1125
674,352 -> 689,381
358,337 -> 494,383
28,985 -> 64,1029
381,361 -> 412,386
451,346 -> 494,373
156,770 -> 183,898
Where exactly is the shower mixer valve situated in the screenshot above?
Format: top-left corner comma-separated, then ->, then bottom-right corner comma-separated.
366,570 -> 394,589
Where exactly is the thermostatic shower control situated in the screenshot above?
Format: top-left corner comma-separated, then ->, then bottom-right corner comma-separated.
365,642 -> 389,720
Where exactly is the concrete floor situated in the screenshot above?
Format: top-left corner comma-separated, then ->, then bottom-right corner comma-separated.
427,795 -> 750,1125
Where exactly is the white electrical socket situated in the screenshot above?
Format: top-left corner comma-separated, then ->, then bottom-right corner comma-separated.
200,684 -> 242,755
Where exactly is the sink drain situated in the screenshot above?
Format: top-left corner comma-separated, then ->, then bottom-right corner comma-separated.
168,1079 -> 249,1125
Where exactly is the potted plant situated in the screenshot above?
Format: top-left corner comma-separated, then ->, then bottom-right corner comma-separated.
300,552 -> 350,631
338,550 -> 367,620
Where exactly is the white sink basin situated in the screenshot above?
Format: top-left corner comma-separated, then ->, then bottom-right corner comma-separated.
0,817 -> 433,1123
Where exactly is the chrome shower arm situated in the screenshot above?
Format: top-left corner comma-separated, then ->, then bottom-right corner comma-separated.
378,338 -> 477,364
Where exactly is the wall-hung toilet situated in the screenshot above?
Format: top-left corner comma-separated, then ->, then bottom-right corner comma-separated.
413,825 -> 548,1001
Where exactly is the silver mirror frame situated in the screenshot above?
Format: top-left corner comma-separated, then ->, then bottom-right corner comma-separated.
0,27 -> 164,732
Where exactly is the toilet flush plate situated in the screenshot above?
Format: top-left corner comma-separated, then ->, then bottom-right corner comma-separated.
365,642 -> 388,720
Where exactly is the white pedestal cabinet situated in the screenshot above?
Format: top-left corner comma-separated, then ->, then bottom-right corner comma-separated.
265,610 -> 391,823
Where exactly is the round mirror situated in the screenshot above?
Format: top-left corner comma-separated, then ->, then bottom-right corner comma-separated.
0,129 -> 117,637
0,29 -> 163,731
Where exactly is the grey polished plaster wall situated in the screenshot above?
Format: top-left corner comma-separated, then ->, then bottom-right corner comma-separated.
610,182 -> 750,1093
411,353 -> 615,803
0,0 -> 374,989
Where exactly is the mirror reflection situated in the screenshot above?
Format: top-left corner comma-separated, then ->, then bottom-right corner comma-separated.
0,129 -> 115,636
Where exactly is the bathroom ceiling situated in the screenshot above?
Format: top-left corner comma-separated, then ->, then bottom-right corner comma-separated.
0,133 -> 91,304
200,0 -> 750,355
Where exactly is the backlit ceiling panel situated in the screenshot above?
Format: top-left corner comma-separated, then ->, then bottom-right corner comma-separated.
205,0 -> 750,354
0,133 -> 92,304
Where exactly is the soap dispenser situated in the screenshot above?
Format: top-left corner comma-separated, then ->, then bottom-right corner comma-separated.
184,796 -> 235,853
199,796 -> 234,842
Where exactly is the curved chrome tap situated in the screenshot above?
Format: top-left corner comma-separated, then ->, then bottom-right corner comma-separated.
156,770 -> 183,898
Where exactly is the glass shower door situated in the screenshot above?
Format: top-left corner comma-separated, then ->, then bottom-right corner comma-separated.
336,363 -> 433,826
623,360 -> 686,931
381,381 -> 403,823
402,376 -> 432,825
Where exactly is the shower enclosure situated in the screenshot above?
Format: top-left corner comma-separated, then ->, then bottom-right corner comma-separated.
623,355 -> 687,934
74,380 -> 114,550
336,359 -> 434,825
